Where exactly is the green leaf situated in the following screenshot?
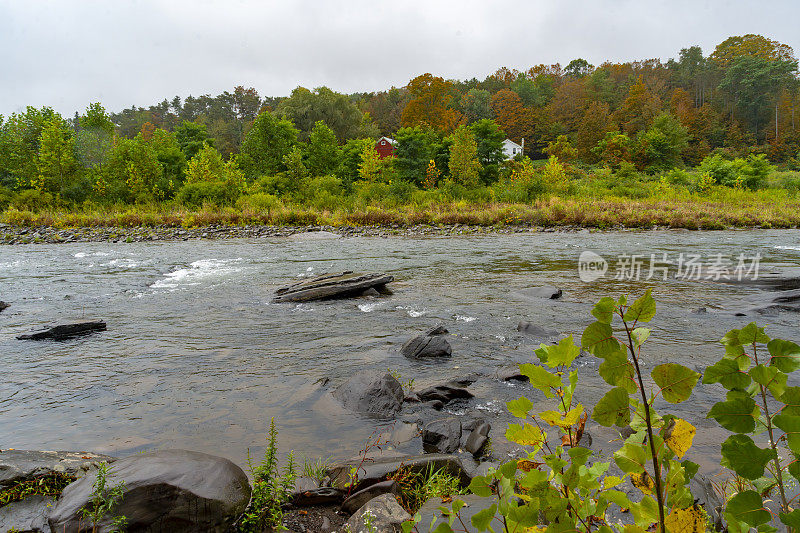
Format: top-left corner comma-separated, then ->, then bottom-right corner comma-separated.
505,423 -> 544,447
681,459 -> 699,481
623,289 -> 656,323
738,322 -> 769,345
702,358 -> 751,390
768,338 -> 800,373
614,441 -> 648,474
720,434 -> 775,479
781,387 -> 800,416
725,490 -> 771,527
592,387 -> 631,427
780,510 -> 800,530
749,364 -> 788,397
591,297 -> 617,324
598,347 -> 637,393
518,364 -> 561,398
772,414 -> 800,454
432,523 -> 455,533
506,397 -> 533,419
721,328 -> 741,347
567,446 -> 592,466
581,321 -> 620,357
631,327 -> 651,347
789,456 -> 800,481
538,336 -> 581,368
468,475 -> 493,497
651,363 -> 699,403
540,405 -> 583,428
707,392 -> 757,433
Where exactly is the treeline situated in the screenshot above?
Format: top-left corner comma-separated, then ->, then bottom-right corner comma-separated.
0,33 -> 799,211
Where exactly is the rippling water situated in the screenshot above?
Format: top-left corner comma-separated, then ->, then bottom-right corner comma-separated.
2,229 -> 800,468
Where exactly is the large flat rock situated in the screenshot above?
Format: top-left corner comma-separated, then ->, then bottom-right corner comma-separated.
272,271 -> 394,303
0,450 -> 115,489
16,321 -> 106,341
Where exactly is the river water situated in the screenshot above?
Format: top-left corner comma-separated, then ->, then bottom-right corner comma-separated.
2,229 -> 800,471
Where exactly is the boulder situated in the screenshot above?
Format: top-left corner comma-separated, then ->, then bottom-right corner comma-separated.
0,495 -> 55,533
464,423 -> 491,457
415,383 -> 474,404
272,271 -> 394,303
345,493 -> 411,533
417,494 -> 502,532
341,480 -> 400,514
422,418 -> 462,454
497,366 -> 528,382
47,449 -> 251,533
328,454 -> 471,492
401,326 -> 452,359
517,322 -> 560,339
332,371 -> 404,418
16,321 -> 106,341
515,286 -> 562,300
0,301 -> 8,313
0,450 -> 114,489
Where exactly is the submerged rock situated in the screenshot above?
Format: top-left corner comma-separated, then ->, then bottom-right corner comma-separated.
422,418 -> 462,454
272,271 -> 394,303
47,449 -> 251,533
0,301 -> 8,313
16,321 -> 106,341
332,370 -> 404,418
517,321 -> 560,339
415,383 -> 474,404
0,450 -> 114,489
515,285 -> 563,300
401,325 -> 452,359
345,493 -> 411,533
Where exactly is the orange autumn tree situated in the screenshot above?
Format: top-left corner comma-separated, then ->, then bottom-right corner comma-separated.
401,73 -> 463,132
491,89 -> 535,144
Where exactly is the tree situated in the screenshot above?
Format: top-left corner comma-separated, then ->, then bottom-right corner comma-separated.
148,129 -> 187,195
401,74 -> 458,131
1,106 -> 61,189
80,103 -> 114,134
393,126 -> 436,185
565,58 -> 593,78
544,135 -> 577,163
593,132 -> 632,168
277,86 -> 363,141
307,121 -> 340,176
185,144 -> 244,191
447,126 -> 481,187
470,119 -> 506,184
239,112 -> 298,177
461,89 -> 492,124
175,121 -> 212,160
358,142 -> 383,182
577,102 -> 613,162
510,74 -> 554,107
614,77 -> 661,135
36,117 -> 79,194
102,137 -> 163,202
491,89 -> 535,144
637,113 -> 690,171
711,34 -> 796,67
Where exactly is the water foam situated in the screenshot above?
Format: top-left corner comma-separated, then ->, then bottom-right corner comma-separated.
150,258 -> 243,289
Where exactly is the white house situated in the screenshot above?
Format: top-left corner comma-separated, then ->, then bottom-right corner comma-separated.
502,138 -> 523,160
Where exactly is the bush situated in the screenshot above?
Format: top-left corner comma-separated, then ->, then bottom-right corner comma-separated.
176,180 -> 239,208
780,172 -> 800,197
354,179 -> 417,207
0,186 -> 15,210
236,193 -> 281,214
12,189 -> 54,210
254,174 -> 297,197
698,154 -> 736,185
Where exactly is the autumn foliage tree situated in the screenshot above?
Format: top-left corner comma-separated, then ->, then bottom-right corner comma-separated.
401,74 -> 463,132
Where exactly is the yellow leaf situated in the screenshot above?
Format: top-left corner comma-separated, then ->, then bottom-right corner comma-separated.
539,405 -> 583,428
604,475 -> 623,489
505,423 -> 544,447
631,471 -> 655,495
664,418 -> 696,459
664,506 -> 709,533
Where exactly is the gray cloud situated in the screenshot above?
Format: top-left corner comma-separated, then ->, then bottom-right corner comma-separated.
1,0 -> 798,117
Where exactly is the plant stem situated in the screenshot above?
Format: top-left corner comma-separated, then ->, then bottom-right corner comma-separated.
624,318 -> 666,533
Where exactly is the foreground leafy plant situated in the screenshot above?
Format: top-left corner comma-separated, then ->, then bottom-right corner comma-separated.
704,322 -> 800,532
238,418 -> 297,532
0,472 -> 76,507
79,462 -> 127,533
390,463 -> 467,514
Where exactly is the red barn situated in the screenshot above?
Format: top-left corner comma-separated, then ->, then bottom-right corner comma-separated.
375,136 -> 396,159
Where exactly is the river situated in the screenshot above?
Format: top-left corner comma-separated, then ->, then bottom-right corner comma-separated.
2,229 -> 799,472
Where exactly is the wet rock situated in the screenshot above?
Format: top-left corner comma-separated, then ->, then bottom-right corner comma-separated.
292,487 -> 345,507
293,476 -> 319,493
400,326 -> 452,359
328,454 -> 472,491
0,495 -> 55,533
332,370 -> 404,418
341,480 -> 400,514
464,423 -> 491,457
16,321 -> 106,341
0,301 -> 8,313
517,322 -> 560,338
497,366 -> 528,382
691,307 -> 707,314
427,400 -> 444,411
272,271 -> 394,303
690,475 -> 724,531
417,494 -> 502,532
422,418 -> 462,454
345,493 -> 411,533
47,449 -> 251,533
516,285 -> 562,300
415,383 -> 474,404
360,287 -> 381,297
0,450 -> 114,489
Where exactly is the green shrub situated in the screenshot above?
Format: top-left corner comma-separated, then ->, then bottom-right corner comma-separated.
12,189 -> 54,210
236,193 -> 281,214
254,174 -> 298,197
698,154 -> 736,185
176,180 -> 239,208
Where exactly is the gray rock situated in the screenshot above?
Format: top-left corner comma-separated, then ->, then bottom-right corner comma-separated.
328,454 -> 471,492
293,476 -> 319,493
422,418 -> 462,454
16,321 -> 106,341
400,326 -> 452,359
0,495 -> 55,533
272,271 -> 394,303
517,322 -> 560,338
417,494 -> 502,532
516,286 -> 562,300
0,450 -> 114,489
415,383 -> 473,404
465,423 -> 491,457
341,480 -> 400,514
345,493 -> 411,533
291,486 -> 345,507
690,475 -> 724,531
332,371 -> 404,418
0,301 -> 8,313
47,449 -> 251,533
497,366 -> 528,382
361,287 -> 381,297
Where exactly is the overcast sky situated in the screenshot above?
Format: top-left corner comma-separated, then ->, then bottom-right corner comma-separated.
1,0 -> 798,117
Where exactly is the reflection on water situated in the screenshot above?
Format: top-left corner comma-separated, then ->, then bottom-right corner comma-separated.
1,229 -> 800,469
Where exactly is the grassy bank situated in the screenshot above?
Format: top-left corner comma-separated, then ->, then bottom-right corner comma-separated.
3,190 -> 800,231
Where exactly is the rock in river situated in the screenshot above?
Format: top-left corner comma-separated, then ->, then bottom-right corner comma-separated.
48,449 -> 251,533
16,321 -> 106,341
333,370 -> 404,418
345,493 -> 411,533
0,301 -> 8,313
272,271 -> 394,303
515,285 -> 563,300
401,325 -> 452,359
0,450 -> 114,489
